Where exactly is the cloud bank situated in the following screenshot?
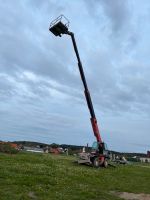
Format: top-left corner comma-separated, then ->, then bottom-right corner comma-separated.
0,0 -> 150,152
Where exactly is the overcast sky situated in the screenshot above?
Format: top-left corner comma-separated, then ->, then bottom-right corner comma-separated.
0,0 -> 150,153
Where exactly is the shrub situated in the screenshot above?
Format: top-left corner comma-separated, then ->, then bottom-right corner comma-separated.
0,143 -> 18,154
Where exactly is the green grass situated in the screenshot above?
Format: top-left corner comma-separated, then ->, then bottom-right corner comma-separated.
0,152 -> 150,200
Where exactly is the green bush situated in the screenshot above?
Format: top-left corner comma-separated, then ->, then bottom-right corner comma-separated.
0,143 -> 18,154
127,157 -> 140,162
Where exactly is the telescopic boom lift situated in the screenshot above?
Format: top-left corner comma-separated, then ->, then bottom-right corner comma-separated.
49,15 -> 109,167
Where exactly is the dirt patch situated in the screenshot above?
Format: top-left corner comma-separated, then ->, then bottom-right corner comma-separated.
28,192 -> 37,199
111,191 -> 150,200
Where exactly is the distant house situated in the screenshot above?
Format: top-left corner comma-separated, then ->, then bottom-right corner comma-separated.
24,146 -> 44,153
10,143 -> 18,149
43,146 -> 49,153
139,151 -> 150,163
0,142 -> 20,150
147,151 -> 150,158
43,147 -> 64,154
139,157 -> 150,163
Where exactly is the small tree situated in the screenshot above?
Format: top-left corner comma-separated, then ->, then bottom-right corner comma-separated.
0,143 -> 18,154
50,143 -> 59,148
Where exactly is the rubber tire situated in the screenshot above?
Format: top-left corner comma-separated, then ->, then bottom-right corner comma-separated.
103,159 -> 108,168
93,157 -> 100,168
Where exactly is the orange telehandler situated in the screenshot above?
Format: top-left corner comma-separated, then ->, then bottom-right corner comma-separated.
49,15 -> 109,167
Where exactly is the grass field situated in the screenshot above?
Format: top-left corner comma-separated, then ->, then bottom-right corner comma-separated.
0,152 -> 150,200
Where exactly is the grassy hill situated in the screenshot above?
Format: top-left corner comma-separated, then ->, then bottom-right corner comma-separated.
0,152 -> 150,200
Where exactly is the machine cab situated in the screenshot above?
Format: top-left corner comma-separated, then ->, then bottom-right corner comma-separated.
92,141 -> 108,155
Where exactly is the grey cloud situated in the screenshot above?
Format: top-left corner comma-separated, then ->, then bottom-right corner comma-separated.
0,0 -> 80,89
0,75 -> 17,100
83,47 -> 150,117
84,0 -> 138,57
84,0 -> 130,33
0,0 -> 84,108
100,0 -> 130,33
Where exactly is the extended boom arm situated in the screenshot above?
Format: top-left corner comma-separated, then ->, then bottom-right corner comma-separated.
67,31 -> 102,143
